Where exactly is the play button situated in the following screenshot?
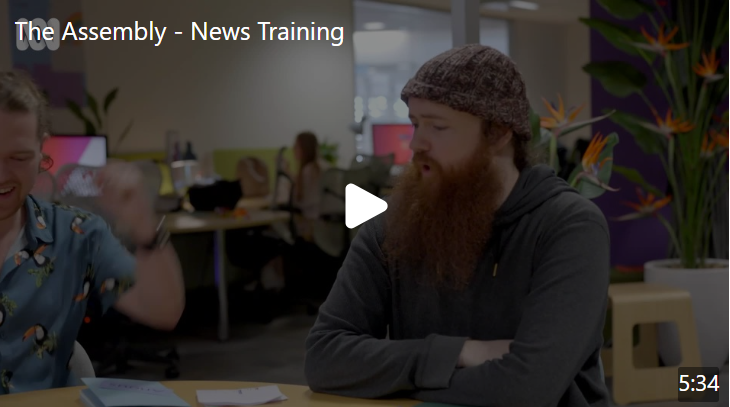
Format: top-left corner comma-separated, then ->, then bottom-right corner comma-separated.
345,184 -> 388,229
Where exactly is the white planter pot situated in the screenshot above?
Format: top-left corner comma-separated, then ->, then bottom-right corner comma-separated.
644,259 -> 729,368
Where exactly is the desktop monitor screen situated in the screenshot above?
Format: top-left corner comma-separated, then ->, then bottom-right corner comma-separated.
371,124 -> 414,165
43,135 -> 108,175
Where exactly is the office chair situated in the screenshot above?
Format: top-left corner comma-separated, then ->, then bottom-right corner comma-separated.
273,160 -> 375,313
57,164 -> 181,379
349,153 -> 395,197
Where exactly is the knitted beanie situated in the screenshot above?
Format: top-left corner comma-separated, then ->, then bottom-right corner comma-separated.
401,44 -> 531,139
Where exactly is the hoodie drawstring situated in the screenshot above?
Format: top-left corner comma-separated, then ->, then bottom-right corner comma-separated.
492,228 -> 502,277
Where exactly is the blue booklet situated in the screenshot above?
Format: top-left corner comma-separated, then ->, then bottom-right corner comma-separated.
79,378 -> 190,407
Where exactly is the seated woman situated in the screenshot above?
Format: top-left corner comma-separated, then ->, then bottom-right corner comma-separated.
226,131 -> 328,295
282,131 -> 329,241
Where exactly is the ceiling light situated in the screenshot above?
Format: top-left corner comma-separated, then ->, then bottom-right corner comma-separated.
509,0 -> 539,10
481,1 -> 509,11
363,21 -> 385,30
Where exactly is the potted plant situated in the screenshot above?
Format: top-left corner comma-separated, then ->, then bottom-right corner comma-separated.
319,139 -> 339,166
530,94 -> 619,200
581,0 -> 728,368
67,88 -> 134,155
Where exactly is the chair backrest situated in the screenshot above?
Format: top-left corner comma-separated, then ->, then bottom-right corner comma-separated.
70,341 -> 95,379
271,147 -> 291,208
312,167 -> 374,257
237,156 -> 270,198
30,170 -> 57,202
350,154 -> 395,195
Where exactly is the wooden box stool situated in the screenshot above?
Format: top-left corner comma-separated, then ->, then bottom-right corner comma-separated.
602,282 -> 701,405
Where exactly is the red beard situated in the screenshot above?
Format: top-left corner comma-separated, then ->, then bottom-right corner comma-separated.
382,144 -> 504,290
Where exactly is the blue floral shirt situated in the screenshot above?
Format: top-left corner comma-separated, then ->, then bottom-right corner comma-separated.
0,196 -> 136,394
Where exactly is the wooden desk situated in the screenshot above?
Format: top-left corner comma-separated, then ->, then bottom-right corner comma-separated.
165,210 -> 290,341
165,210 -> 289,234
0,381 -> 419,407
236,196 -> 273,210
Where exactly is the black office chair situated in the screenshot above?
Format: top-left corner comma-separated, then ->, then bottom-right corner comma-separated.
270,149 -> 374,313
77,296 -> 180,379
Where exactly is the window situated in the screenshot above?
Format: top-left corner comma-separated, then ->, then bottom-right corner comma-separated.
353,0 -> 510,154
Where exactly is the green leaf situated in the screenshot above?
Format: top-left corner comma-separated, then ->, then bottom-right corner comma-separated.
66,100 -> 86,122
583,62 -> 647,97
532,127 -> 552,150
103,88 -> 119,113
548,136 -> 560,172
529,106 -> 541,140
559,110 -> 616,138
597,0 -> 654,20
83,120 -> 96,136
579,18 -> 652,59
66,100 -> 97,135
612,165 -> 663,196
85,91 -> 102,130
605,109 -> 664,154
573,132 -> 620,199
114,119 -> 135,153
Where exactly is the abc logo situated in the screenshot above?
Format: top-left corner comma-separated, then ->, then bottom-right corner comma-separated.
16,18 -> 61,51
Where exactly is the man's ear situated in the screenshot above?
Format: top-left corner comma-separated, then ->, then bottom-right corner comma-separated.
492,125 -> 513,151
38,133 -> 52,173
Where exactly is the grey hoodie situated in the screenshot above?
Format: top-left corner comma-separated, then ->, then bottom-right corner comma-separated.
304,165 -> 610,407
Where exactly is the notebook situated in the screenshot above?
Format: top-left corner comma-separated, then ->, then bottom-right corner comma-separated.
79,378 -> 190,407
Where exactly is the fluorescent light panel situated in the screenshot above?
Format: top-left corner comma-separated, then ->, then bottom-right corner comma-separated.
509,0 -> 539,10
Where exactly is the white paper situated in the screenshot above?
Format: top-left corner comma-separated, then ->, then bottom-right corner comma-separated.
197,385 -> 287,406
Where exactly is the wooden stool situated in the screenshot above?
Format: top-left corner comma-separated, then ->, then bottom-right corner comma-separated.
602,282 -> 701,405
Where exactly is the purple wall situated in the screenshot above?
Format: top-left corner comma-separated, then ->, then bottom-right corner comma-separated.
589,1 -> 671,267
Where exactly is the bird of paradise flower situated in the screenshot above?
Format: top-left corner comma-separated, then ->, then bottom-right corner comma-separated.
569,132 -> 620,193
615,187 -> 672,221
538,94 -> 615,169
635,23 -> 690,56
711,128 -> 729,152
640,107 -> 694,139
694,49 -> 724,83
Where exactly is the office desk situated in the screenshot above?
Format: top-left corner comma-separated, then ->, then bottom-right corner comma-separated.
236,196 -> 272,210
166,210 -> 289,341
0,381 -> 420,407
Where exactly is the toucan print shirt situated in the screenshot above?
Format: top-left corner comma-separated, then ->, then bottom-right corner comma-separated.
0,195 -> 136,394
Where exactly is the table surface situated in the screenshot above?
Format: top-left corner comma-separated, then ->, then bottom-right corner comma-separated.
165,210 -> 290,234
0,381 -> 420,407
236,196 -> 272,210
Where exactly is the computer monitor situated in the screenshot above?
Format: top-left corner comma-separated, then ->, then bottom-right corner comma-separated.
371,124 -> 414,165
42,135 -> 108,175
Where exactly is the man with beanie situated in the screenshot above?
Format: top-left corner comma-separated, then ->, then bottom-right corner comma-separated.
304,44 -> 610,407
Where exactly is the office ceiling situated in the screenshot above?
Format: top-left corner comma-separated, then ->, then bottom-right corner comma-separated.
360,0 -> 589,24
